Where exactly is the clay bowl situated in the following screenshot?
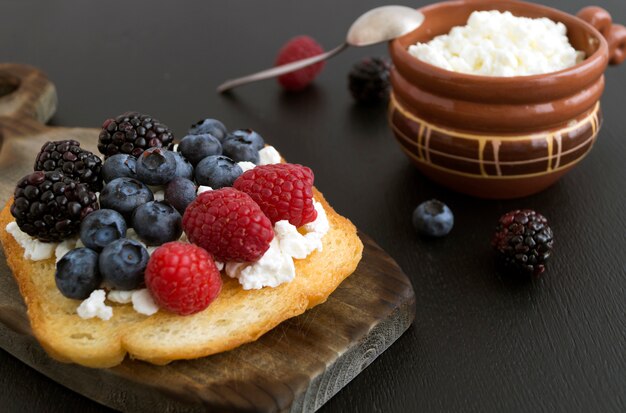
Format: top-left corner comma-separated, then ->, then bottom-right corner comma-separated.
388,0 -> 626,199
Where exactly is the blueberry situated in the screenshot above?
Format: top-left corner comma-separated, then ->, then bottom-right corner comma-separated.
131,201 -> 182,246
101,154 -> 137,182
172,151 -> 193,180
222,129 -> 264,164
136,147 -> 177,185
412,200 -> 454,237
79,209 -> 127,251
99,177 -> 154,222
99,238 -> 149,290
55,248 -> 101,299
165,177 -> 197,214
189,118 -> 227,141
194,155 -> 243,188
178,134 -> 222,166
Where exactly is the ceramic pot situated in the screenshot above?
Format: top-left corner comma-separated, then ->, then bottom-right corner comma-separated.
388,0 -> 626,199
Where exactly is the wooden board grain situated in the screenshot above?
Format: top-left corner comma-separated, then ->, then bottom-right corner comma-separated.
0,64 -> 416,412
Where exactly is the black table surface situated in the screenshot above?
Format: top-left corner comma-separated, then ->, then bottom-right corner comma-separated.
1,0 -> 625,412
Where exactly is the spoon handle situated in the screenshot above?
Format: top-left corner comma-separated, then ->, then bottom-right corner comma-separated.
217,43 -> 348,93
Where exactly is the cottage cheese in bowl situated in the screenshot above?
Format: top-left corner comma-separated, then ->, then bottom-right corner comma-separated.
408,10 -> 585,76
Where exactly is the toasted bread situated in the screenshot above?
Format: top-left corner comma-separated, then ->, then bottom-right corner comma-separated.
0,189 -> 363,368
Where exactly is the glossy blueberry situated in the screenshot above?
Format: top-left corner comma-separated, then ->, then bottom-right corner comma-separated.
79,209 -> 127,251
165,177 -> 197,214
412,200 -> 454,237
99,177 -> 154,222
178,134 -> 222,166
188,118 -> 227,141
222,129 -> 264,164
55,248 -> 101,299
131,201 -> 182,246
135,147 -> 177,185
194,155 -> 243,188
99,238 -> 149,290
172,151 -> 193,180
101,154 -> 137,182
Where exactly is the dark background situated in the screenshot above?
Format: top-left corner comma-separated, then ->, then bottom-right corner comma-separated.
1,0 -> 625,411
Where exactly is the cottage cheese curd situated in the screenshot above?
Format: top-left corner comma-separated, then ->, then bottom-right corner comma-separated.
77,290 -> 113,321
408,10 -> 585,76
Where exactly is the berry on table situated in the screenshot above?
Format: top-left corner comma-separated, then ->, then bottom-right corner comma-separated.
188,118 -> 227,142
194,155 -> 243,188
10,171 -> 98,242
182,188 -> 274,262
99,177 -> 154,221
145,242 -> 222,315
492,209 -> 554,277
233,163 -> 317,227
55,248 -> 101,300
222,129 -> 265,164
275,35 -> 325,91
178,133 -> 222,166
412,200 -> 454,237
348,57 -> 391,105
34,140 -> 103,192
99,238 -> 149,290
98,112 -> 174,158
135,147 -> 177,185
165,177 -> 197,214
79,209 -> 127,251
131,201 -> 182,246
101,153 -> 137,182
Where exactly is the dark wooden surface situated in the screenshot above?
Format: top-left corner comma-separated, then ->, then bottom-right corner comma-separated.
0,0 -> 625,412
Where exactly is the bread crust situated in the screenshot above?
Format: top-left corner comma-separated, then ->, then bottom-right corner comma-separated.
0,189 -> 363,368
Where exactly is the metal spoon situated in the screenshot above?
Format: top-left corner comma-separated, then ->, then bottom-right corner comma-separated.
216,5 -> 425,93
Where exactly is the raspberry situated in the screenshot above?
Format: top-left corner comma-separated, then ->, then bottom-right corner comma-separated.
145,242 -> 222,315
182,188 -> 274,262
233,163 -> 317,227
275,35 -> 325,91
492,210 -> 554,277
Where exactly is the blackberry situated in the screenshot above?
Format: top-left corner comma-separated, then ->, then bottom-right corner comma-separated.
97,111 -> 174,158
492,210 -> 554,277
34,140 -> 103,192
10,171 -> 98,242
348,57 -> 391,105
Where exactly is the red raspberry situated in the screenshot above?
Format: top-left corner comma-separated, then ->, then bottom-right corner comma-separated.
182,188 -> 274,262
145,242 -> 222,315
275,35 -> 325,91
233,163 -> 317,227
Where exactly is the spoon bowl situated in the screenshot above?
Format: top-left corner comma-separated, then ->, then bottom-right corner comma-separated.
346,6 -> 425,47
217,5 -> 424,93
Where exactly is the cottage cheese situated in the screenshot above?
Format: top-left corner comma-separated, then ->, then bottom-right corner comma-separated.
225,201 -> 330,290
408,10 -> 585,76
5,221 -> 65,261
259,146 -> 282,165
237,161 -> 256,172
77,290 -> 113,321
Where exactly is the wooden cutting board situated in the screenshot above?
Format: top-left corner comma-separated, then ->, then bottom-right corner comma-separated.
0,64 -> 415,413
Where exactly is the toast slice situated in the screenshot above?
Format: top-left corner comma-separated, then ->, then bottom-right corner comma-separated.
0,189 -> 363,368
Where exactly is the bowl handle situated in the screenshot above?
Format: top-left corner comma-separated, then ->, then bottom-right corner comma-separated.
577,6 -> 626,65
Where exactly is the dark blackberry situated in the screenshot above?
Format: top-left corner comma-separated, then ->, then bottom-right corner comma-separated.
97,111 -> 174,158
492,210 -> 554,277
34,140 -> 103,192
10,171 -> 98,242
348,57 -> 391,105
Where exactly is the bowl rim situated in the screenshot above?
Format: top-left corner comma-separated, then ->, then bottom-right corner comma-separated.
391,0 -> 609,84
